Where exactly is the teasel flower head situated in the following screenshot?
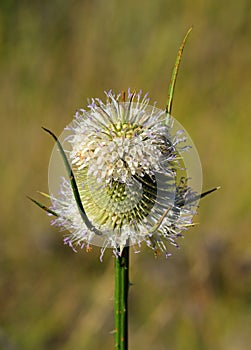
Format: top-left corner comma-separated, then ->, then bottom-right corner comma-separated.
47,89 -> 203,258
29,28 -> 219,258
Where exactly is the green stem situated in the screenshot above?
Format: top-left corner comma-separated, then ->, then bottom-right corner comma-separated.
114,246 -> 129,350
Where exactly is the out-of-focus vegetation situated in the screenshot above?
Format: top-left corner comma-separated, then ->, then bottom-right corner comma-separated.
1,0 -> 251,349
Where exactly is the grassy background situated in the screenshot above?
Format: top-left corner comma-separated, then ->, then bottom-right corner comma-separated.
1,0 -> 251,349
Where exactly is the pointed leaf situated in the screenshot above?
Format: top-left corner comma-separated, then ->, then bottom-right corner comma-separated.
185,186 -> 220,206
27,196 -> 58,217
200,186 -> 221,199
166,27 -> 193,114
42,127 -> 102,235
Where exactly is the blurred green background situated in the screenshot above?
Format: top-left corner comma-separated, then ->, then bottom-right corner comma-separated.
1,0 -> 251,349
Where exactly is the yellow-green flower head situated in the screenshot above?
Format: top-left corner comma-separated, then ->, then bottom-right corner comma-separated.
48,90 -> 202,258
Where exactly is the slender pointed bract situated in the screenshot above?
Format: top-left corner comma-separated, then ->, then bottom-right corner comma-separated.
42,127 -> 101,236
200,186 -> 221,199
185,186 -> 221,206
166,27 -> 193,115
27,195 -> 58,217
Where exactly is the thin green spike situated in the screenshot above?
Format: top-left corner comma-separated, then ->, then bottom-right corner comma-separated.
200,186 -> 221,199
27,196 -> 58,217
166,27 -> 193,115
42,127 -> 102,235
185,186 -> 220,206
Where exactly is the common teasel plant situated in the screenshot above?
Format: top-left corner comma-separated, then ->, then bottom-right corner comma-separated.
29,28 -> 219,349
